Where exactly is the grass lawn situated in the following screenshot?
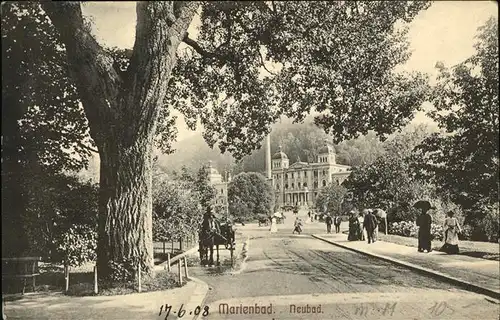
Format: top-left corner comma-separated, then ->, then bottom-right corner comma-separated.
4,257 -> 187,298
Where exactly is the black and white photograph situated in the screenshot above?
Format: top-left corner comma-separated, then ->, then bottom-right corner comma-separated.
2,1 -> 499,319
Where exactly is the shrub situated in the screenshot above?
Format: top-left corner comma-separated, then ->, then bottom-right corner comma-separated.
388,220 -> 443,241
56,225 -> 97,267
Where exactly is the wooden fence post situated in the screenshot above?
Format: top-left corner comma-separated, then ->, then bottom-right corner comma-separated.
93,265 -> 98,294
177,261 -> 183,285
137,262 -> 142,293
385,217 -> 388,235
171,239 -> 174,254
64,265 -> 69,292
166,253 -> 171,271
183,256 -> 189,279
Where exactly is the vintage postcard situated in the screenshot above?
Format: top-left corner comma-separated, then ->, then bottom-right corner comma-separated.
2,1 -> 499,319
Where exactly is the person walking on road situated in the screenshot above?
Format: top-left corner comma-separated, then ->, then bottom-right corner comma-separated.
334,215 -> 342,233
363,209 -> 378,244
440,211 -> 462,254
293,217 -> 302,234
325,215 -> 333,233
416,206 -> 434,252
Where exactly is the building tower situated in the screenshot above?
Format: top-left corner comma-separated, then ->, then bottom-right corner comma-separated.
317,139 -> 336,164
265,133 -> 272,180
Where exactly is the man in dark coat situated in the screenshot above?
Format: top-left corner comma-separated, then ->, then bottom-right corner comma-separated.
416,207 -> 434,252
334,215 -> 342,233
363,209 -> 378,244
325,215 -> 333,233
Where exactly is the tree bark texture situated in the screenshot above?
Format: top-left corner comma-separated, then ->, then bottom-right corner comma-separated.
41,2 -> 199,281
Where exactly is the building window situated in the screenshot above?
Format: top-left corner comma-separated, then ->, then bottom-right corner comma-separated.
313,171 -> 318,177
221,189 -> 224,194
291,173 -> 294,178
314,181 -> 318,188
303,182 -> 307,188
322,180 -> 326,187
304,171 -> 307,177
291,183 -> 295,189
285,184 -> 288,189
277,184 -> 280,190
285,173 -> 288,179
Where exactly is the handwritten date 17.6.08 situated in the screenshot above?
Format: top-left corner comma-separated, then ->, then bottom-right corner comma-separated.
159,303 -> 209,319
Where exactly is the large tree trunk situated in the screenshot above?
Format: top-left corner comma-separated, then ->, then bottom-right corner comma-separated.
42,2 -> 199,282
97,136 -> 155,280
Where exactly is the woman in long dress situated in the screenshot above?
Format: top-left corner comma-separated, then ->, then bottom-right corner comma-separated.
440,211 -> 462,254
358,211 -> 366,241
270,216 -> 278,233
347,211 -> 360,241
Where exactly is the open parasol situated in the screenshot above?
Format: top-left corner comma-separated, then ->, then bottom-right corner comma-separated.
413,200 -> 432,211
373,209 -> 387,218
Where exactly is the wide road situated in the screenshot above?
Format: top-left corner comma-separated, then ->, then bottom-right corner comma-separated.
191,211 -> 499,320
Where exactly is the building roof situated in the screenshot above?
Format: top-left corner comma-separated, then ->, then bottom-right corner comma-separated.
272,145 -> 288,160
318,140 -> 336,154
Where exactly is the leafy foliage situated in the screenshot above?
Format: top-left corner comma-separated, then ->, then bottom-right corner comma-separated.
56,225 -> 97,267
152,177 -> 203,242
152,164 -> 217,242
344,126 -> 434,217
228,172 -> 274,221
167,1 -> 431,159
416,17 -> 499,222
1,2 -> 93,173
315,183 -> 348,215
23,173 -> 99,260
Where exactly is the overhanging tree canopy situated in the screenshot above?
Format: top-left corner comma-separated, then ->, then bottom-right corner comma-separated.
36,1 -> 431,281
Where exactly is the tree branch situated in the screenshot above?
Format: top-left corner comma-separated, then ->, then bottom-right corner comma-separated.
259,50 -> 276,76
183,34 -> 213,58
40,2 -> 122,147
125,1 -> 200,140
78,141 -> 99,154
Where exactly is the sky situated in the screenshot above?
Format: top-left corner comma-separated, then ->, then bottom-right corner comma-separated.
81,1 -> 498,141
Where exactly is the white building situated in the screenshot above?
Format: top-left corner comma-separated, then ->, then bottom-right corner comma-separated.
270,140 -> 351,208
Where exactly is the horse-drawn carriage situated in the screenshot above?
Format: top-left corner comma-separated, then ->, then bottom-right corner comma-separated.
198,212 -> 236,266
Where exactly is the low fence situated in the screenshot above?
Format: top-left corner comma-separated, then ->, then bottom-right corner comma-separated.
154,234 -> 198,254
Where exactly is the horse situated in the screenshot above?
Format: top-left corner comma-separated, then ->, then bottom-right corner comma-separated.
198,214 -> 236,266
258,216 -> 270,227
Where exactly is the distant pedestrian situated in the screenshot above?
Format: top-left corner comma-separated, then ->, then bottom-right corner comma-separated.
325,215 -> 333,233
416,206 -> 433,252
440,211 -> 462,254
358,212 -> 365,241
270,216 -> 278,233
293,217 -> 302,234
334,215 -> 342,233
363,209 -> 378,244
348,211 -> 360,241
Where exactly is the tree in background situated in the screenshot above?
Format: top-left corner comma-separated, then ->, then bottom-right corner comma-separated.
1,2 -> 93,257
343,125 -> 459,223
152,179 -> 202,245
416,17 -> 498,240
34,1 -> 430,280
315,183 -> 348,216
335,131 -> 386,168
228,172 -> 274,222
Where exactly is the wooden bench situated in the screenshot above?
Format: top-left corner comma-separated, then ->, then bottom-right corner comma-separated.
1,257 -> 41,294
